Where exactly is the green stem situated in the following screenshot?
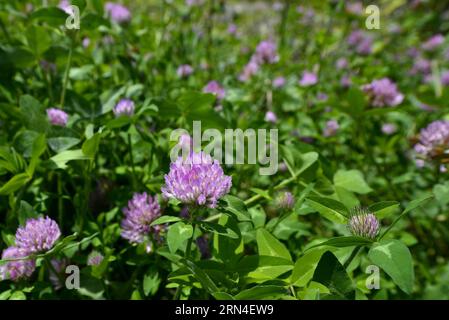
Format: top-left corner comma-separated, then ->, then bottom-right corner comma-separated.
127,133 -> 137,188
57,173 -> 63,230
343,246 -> 362,269
278,0 -> 290,49
60,31 -> 78,108
174,223 -> 197,300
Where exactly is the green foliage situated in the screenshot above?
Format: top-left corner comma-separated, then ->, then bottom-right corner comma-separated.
0,0 -> 444,302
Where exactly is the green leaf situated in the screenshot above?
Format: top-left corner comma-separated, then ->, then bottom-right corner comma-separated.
81,13 -> 110,29
221,195 -> 251,221
297,151 -> 319,174
199,221 -> 239,239
0,173 -> 30,195
167,222 -> 193,253
213,292 -> 235,300
82,133 -> 101,158
50,149 -> 90,169
368,239 -> 414,294
306,236 -> 373,251
181,259 -> 218,294
71,0 -> 87,12
343,87 -> 366,116
234,285 -> 287,300
403,194 -> 433,215
19,95 -> 49,133
213,215 -> 243,265
26,25 -> 51,57
27,134 -> 46,176
369,201 -> 399,219
105,116 -> 132,129
0,147 -> 25,174
9,291 -> 26,300
256,228 -> 291,261
334,169 -> 372,194
247,256 -> 293,281
17,200 -> 38,226
335,186 -> 359,210
291,249 -> 327,287
150,215 -> 182,226
433,183 -> 449,206
312,251 -> 355,299
306,196 -> 348,223
179,92 -> 225,129
143,270 -> 161,296
8,48 -> 35,68
30,7 -> 69,27
0,290 -> 12,300
47,137 -> 80,152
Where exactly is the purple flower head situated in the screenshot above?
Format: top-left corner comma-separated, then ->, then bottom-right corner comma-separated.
105,2 -> 131,24
340,75 -> 352,88
121,193 -> 162,245
0,246 -> 35,281
298,8 -> 315,25
317,92 -> 328,101
347,30 -> 364,46
82,37 -> 90,48
273,2 -> 284,11
441,70 -> 449,86
227,23 -> 237,35
161,152 -> 232,208
414,120 -> 449,164
410,57 -> 431,75
239,59 -> 259,82
15,217 -> 61,254
422,34 -> 445,51
323,120 -> 339,137
47,108 -> 68,127
276,191 -> 295,210
186,0 -> 203,6
299,71 -> 318,86
177,64 -> 194,78
362,78 -> 404,107
25,3 -> 34,13
347,30 -> 372,55
407,47 -> 420,58
336,58 -> 348,70
203,81 -> 225,100
87,251 -> 104,266
272,76 -> 286,88
264,111 -> 277,123
348,207 -> 379,239
253,40 -> 279,64
382,123 -> 397,135
415,158 -> 425,168
113,98 -> 135,117
346,2 -> 363,15
102,35 -> 114,45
